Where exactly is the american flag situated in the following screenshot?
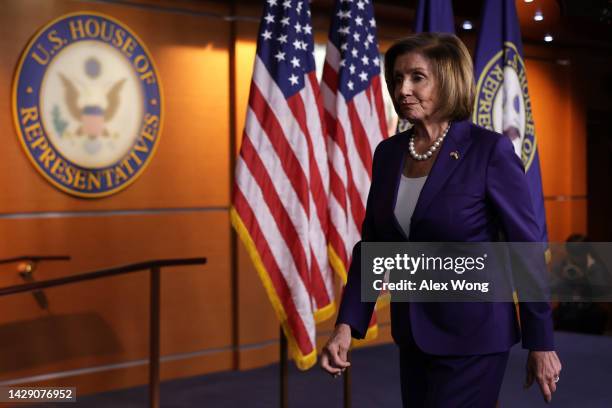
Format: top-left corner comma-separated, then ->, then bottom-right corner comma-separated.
231,0 -> 335,370
322,0 -> 388,322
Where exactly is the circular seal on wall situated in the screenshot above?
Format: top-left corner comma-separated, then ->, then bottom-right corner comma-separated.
473,42 -> 536,171
12,12 -> 162,198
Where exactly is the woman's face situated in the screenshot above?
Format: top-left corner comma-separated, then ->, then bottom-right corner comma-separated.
392,52 -> 439,123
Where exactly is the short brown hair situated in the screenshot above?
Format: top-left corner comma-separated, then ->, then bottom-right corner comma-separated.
384,33 -> 475,121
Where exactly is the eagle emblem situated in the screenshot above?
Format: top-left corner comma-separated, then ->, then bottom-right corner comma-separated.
58,72 -> 125,140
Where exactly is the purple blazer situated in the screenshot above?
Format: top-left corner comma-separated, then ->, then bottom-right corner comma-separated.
337,119 -> 554,355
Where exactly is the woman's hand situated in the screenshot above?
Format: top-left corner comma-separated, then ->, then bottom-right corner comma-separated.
320,323 -> 352,377
524,350 -> 562,403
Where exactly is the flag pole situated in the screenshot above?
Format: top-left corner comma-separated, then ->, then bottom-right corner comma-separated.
344,351 -> 352,408
228,0 -> 239,372
280,327 -> 288,408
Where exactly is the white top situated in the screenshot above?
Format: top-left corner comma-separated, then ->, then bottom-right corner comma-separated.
394,174 -> 428,237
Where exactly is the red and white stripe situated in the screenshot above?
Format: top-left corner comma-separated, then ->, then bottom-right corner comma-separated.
232,56 -> 334,369
322,42 -> 388,280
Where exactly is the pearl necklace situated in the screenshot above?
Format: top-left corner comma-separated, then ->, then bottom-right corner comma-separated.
408,122 -> 451,161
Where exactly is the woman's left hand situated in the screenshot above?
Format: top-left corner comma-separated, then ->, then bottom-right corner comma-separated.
524,350 -> 562,403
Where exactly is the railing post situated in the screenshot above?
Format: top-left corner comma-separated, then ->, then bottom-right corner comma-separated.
280,327 -> 288,408
149,266 -> 161,408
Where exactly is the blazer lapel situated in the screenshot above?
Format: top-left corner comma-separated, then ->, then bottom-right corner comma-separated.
410,120 -> 474,230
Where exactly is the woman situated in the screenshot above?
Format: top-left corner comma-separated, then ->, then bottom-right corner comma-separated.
321,33 -> 562,407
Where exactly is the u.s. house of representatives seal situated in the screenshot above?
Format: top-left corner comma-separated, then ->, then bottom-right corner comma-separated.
473,42 -> 536,171
12,12 -> 162,198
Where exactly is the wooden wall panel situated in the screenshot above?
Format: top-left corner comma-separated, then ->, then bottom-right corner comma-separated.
0,211 -> 230,386
527,59 -> 570,197
526,58 -> 587,241
567,68 -> 588,198
0,0 -> 231,212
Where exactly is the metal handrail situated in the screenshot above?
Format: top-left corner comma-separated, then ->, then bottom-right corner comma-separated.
0,257 -> 207,408
0,255 -> 71,265
0,258 -> 205,296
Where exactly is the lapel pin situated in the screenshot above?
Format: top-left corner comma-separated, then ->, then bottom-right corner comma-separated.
450,151 -> 460,160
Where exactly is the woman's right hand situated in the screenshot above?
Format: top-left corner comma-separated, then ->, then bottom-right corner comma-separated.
320,323 -> 352,377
